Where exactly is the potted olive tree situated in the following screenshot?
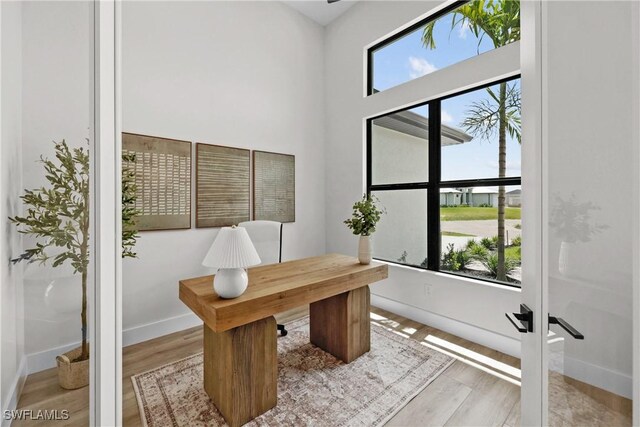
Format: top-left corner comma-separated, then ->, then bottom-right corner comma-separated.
344,194 -> 385,264
10,140 -> 139,389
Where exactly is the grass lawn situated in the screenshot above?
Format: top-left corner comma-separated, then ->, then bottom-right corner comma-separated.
441,231 -> 476,237
505,245 -> 521,262
441,207 -> 521,221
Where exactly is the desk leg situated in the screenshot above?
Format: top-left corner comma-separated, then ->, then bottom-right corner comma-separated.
309,285 -> 370,363
203,316 -> 277,427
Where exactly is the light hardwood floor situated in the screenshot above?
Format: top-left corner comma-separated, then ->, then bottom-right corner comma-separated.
15,306 -> 631,426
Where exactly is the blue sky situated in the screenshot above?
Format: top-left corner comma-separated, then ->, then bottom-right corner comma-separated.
373,12 -> 521,182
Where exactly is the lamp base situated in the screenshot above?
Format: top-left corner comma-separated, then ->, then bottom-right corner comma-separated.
213,268 -> 248,298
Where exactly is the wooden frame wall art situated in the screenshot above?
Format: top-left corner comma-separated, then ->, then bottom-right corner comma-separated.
196,143 -> 251,228
253,151 -> 295,223
122,133 -> 192,231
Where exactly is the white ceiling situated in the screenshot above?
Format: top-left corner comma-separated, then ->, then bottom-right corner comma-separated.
282,0 -> 357,26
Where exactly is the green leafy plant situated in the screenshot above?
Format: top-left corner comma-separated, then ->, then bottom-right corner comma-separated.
468,244 -> 488,260
510,235 -> 522,246
344,194 -> 385,237
479,236 -> 496,251
441,243 -> 470,272
122,153 -> 140,258
479,252 -> 518,279
10,140 -> 140,363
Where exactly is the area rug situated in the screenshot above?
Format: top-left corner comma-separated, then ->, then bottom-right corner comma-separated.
132,316 -> 453,427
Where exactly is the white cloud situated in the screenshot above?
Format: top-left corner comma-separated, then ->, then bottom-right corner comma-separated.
458,20 -> 471,39
408,56 -> 437,78
441,110 -> 454,124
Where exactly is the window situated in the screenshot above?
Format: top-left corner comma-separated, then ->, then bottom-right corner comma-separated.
367,77 -> 522,287
368,1 -> 521,95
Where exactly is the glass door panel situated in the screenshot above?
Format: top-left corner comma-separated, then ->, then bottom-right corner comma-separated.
543,1 -> 634,425
1,1 -> 96,424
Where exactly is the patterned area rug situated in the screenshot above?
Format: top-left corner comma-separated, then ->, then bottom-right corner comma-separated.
132,317 -> 453,427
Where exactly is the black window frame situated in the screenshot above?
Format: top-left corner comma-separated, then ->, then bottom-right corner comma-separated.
366,0 -> 468,96
366,74 -> 522,288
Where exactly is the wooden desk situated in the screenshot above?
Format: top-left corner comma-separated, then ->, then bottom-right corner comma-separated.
179,253 -> 388,427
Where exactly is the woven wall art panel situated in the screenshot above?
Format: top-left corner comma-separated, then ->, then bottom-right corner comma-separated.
122,133 -> 191,231
196,143 -> 250,228
253,151 -> 295,223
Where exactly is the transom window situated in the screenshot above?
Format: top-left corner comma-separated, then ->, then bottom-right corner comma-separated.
367,0 -> 521,95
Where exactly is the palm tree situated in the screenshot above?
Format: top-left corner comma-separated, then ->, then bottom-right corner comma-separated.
422,0 -> 520,281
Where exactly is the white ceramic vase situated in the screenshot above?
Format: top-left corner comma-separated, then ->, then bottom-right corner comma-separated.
358,235 -> 372,265
558,241 -> 574,276
44,276 -> 82,315
213,268 -> 248,298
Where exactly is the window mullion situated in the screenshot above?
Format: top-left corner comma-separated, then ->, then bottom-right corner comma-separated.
366,119 -> 372,196
427,102 -> 441,271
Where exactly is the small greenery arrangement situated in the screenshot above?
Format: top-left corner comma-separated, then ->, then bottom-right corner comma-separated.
10,140 -> 140,363
344,194 -> 385,237
549,194 -> 606,243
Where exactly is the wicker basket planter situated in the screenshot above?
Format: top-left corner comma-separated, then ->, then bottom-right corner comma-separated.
56,346 -> 89,389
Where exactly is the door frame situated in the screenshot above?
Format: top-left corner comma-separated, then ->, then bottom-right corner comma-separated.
633,2 -> 640,425
519,1 -> 545,425
93,1 -> 121,425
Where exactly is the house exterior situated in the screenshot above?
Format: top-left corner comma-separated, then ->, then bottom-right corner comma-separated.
467,187 -> 499,207
506,189 -> 521,207
371,110 -> 472,265
440,188 -> 462,206
456,187 -> 524,207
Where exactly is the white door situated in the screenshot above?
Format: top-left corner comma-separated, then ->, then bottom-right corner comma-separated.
519,1 -> 638,425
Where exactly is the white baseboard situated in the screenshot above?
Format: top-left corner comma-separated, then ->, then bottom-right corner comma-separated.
26,342 -> 80,375
2,357 -> 27,427
564,355 -> 633,399
371,293 -> 521,359
122,312 -> 202,347
26,313 -> 202,374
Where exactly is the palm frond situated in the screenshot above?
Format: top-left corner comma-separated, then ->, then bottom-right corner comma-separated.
461,98 -> 501,141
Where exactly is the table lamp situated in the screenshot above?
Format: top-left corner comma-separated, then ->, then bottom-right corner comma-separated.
202,226 -> 261,298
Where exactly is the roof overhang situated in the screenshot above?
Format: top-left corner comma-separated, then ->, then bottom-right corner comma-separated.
373,110 -> 473,146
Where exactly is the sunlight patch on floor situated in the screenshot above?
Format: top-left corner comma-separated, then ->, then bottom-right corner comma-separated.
370,312 -> 401,329
369,312 -> 521,386
423,334 -> 521,386
401,327 -> 417,335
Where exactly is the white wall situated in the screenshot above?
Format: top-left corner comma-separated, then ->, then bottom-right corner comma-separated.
20,1 -> 94,363
1,0 -> 26,415
324,0 -> 522,356
121,1 -> 326,336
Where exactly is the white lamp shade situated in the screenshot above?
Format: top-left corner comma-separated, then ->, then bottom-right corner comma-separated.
202,226 -> 261,269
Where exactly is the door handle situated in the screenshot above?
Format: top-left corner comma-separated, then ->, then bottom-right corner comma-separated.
549,315 -> 584,339
505,304 -> 533,333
